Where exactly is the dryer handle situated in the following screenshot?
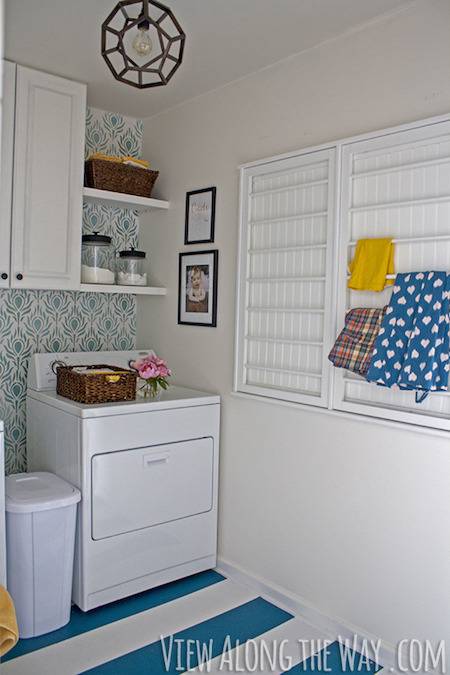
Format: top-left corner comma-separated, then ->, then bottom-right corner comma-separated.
143,452 -> 170,468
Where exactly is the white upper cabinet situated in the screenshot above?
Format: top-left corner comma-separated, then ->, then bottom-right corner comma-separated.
0,61 -> 16,288
10,66 -> 86,290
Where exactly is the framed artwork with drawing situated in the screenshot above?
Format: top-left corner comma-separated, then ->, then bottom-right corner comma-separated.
178,250 -> 218,327
184,187 -> 216,244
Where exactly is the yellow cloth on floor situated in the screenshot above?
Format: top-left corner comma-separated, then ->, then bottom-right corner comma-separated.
88,152 -> 150,169
348,238 -> 395,291
0,586 -> 18,657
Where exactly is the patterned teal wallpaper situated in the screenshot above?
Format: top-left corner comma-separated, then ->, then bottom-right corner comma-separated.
1,108 -> 143,473
84,108 -> 143,253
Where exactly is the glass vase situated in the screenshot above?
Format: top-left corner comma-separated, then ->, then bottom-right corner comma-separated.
137,379 -> 162,400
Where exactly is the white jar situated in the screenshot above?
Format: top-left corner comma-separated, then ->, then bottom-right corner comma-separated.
116,248 -> 147,286
81,233 -> 115,284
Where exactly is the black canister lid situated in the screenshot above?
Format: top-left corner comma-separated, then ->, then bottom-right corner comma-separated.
82,232 -> 112,245
119,247 -> 146,259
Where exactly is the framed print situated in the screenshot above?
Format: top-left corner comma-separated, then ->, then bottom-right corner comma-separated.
185,187 -> 216,244
178,250 -> 218,327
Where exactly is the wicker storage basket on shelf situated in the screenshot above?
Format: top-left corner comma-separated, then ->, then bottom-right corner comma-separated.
55,364 -> 137,404
85,159 -> 159,198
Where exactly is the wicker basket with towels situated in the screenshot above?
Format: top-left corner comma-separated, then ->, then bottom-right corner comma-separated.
53,362 -> 137,405
84,153 -> 159,198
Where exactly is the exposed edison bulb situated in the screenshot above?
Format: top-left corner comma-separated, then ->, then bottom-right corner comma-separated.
132,27 -> 153,57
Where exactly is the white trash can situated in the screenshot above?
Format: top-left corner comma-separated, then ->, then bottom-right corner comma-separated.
5,472 -> 81,638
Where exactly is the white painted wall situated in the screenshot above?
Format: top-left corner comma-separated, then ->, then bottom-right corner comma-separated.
138,0 -> 450,648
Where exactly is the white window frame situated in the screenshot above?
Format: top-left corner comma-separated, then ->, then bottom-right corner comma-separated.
234,112 -> 450,432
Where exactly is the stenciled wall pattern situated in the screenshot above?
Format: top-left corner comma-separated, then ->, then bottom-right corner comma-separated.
84,108 -> 143,252
1,107 -> 143,473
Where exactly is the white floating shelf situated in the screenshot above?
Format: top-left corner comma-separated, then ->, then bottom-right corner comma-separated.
83,187 -> 170,212
79,283 -> 167,296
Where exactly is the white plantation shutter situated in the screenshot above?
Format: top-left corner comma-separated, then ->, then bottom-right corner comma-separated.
334,119 -> 450,430
235,148 -> 336,407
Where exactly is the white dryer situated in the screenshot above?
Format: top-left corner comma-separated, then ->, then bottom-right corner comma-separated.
26,350 -> 220,612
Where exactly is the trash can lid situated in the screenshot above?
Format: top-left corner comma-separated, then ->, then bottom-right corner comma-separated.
5,472 -> 81,514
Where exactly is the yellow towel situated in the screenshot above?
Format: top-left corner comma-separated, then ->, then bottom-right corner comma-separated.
348,238 -> 395,292
0,586 -> 18,657
88,152 -> 150,169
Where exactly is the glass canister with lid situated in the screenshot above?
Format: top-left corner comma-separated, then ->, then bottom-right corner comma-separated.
81,233 -> 115,284
116,248 -> 147,286
81,232 -> 115,284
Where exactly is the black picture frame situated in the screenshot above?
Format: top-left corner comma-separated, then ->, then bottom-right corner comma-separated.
184,187 -> 216,245
178,250 -> 219,327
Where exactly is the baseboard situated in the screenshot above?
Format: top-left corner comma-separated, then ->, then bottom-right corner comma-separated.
216,557 -> 399,673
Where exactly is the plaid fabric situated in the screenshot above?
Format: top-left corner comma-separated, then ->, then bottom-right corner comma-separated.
328,306 -> 386,377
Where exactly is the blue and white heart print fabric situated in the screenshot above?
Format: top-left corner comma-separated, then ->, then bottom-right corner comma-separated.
366,272 -> 450,399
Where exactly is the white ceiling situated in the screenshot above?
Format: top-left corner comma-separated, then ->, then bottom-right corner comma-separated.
5,0 -> 412,119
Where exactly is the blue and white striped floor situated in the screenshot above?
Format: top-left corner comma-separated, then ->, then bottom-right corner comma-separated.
1,570 -> 382,674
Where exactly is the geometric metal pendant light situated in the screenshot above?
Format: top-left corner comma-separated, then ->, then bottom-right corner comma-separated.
102,0 -> 186,89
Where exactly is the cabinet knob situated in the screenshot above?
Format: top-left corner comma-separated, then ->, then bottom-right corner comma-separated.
1,273 -> 8,280
16,273 -> 23,281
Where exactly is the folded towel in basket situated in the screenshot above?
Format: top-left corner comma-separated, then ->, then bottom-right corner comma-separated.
88,152 -> 150,169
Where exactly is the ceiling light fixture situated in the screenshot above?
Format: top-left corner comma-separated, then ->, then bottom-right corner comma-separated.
101,0 -> 186,89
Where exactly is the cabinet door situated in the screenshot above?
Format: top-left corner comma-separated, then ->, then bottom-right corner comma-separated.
0,61 -> 16,288
11,66 -> 86,290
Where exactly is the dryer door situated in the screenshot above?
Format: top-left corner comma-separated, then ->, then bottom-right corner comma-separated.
91,438 -> 214,540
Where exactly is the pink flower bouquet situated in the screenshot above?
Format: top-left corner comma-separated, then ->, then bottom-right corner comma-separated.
131,354 -> 172,398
